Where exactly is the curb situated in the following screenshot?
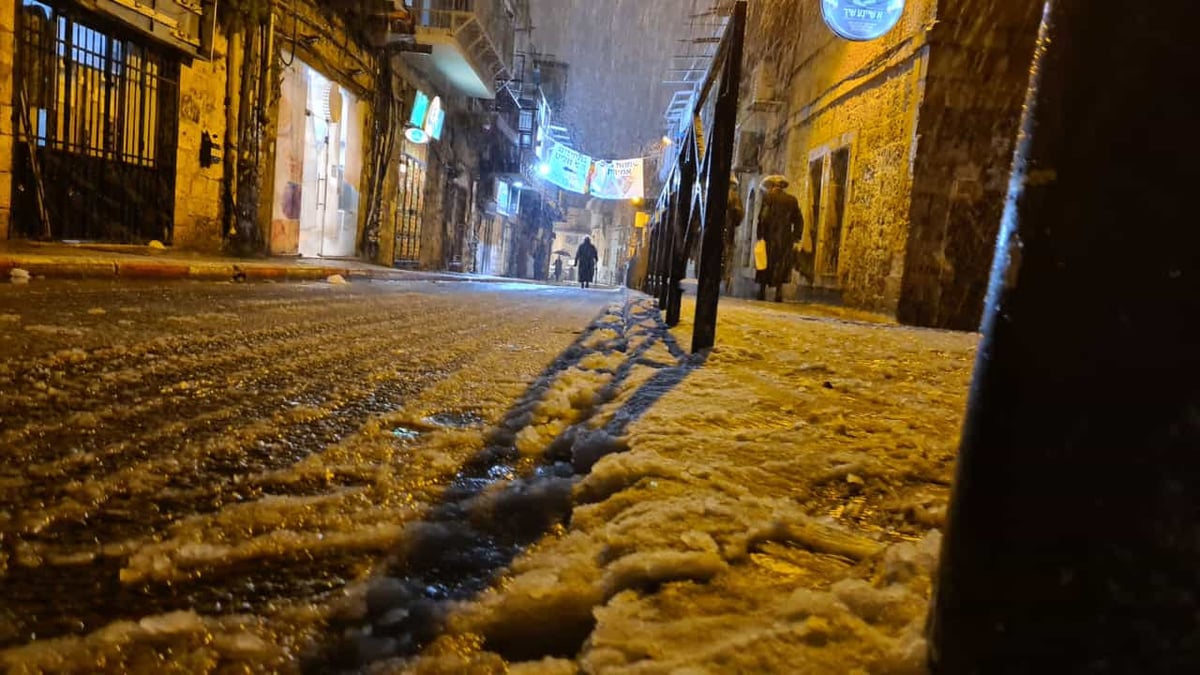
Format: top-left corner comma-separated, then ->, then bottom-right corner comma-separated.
116,261 -> 192,279
2,256 -> 515,286
1,255 -> 577,288
187,264 -> 237,281
1,258 -> 119,279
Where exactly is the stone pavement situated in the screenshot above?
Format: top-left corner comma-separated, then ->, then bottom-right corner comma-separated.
0,241 -> 514,284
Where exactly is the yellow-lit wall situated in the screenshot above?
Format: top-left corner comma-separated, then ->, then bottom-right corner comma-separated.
0,0 -> 15,239
173,34 -> 229,252
742,0 -> 938,312
741,0 -> 1042,324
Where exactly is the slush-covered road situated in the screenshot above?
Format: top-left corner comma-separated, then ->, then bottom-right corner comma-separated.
0,279 -> 614,668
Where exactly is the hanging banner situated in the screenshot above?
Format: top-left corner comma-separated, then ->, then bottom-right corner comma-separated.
590,158 -> 645,201
821,0 -> 905,42
543,141 -> 594,194
540,139 -> 645,200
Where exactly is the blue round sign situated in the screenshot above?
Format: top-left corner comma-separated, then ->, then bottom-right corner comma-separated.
821,0 -> 906,42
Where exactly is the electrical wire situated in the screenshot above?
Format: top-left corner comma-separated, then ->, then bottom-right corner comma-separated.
279,0 -> 297,67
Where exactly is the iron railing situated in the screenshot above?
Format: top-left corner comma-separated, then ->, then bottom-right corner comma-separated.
410,0 -> 513,87
643,0 -> 746,352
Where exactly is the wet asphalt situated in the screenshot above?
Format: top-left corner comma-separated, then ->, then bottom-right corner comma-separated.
0,278 -> 613,649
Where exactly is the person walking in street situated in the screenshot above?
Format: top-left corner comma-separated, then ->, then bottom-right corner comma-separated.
553,257 -> 564,283
723,175 -> 745,294
575,237 -> 599,289
755,176 -> 804,302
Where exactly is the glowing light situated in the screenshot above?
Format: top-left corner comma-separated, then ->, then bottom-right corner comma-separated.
537,162 -> 551,176
405,127 -> 430,145
513,180 -> 525,188
661,136 -> 673,146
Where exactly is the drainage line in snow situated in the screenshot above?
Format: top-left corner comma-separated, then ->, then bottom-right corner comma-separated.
306,297 -> 700,671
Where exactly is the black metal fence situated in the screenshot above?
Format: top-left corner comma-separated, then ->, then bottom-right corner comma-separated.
642,0 -> 746,352
12,0 -> 179,243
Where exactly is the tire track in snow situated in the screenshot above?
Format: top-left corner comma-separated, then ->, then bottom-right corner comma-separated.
311,297 -> 698,669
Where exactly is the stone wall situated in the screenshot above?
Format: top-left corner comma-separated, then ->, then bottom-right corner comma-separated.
0,0 -> 15,239
740,0 -> 937,312
373,124 -> 402,267
419,144 -> 446,270
173,35 -> 229,252
896,0 -> 1044,329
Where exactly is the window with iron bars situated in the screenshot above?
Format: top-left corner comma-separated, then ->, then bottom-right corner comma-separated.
21,0 -> 171,166
13,0 -> 180,242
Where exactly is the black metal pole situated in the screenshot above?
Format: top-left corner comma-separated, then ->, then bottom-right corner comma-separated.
657,189 -> 676,309
691,0 -> 745,352
643,218 -> 658,296
665,154 -> 693,327
931,0 -> 1200,671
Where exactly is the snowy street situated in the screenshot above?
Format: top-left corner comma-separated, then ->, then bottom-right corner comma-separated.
0,280 -> 978,673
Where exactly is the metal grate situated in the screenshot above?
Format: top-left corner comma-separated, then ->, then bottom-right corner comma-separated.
392,156 -> 425,266
12,0 -> 180,242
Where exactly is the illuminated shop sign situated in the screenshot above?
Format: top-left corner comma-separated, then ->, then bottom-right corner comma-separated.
821,0 -> 905,42
409,92 -> 430,128
496,179 -> 520,217
425,95 -> 445,140
406,91 -> 445,145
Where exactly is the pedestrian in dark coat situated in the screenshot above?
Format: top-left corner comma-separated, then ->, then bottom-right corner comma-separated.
755,179 -> 804,302
575,237 -> 599,289
554,257 -> 564,282
723,175 -> 745,293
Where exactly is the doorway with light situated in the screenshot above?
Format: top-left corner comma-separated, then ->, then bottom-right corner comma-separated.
271,55 -> 365,258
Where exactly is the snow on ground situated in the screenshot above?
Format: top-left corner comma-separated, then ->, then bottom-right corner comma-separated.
392,296 -> 979,674
0,282 -> 977,673
0,280 -> 614,673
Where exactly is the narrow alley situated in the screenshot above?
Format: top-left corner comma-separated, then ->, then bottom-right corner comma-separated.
0,0 -> 1195,670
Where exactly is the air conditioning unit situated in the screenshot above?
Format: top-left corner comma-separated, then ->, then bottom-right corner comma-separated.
735,131 -> 764,173
752,63 -> 776,104
748,62 -> 782,112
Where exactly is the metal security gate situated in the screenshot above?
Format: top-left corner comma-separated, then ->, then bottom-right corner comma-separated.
392,153 -> 426,267
12,0 -> 180,243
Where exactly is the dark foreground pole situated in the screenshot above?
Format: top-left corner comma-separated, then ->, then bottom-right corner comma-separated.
691,0 -> 745,352
931,1 -> 1200,672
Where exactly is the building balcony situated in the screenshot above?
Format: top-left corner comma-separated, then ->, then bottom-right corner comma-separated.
401,0 -> 514,99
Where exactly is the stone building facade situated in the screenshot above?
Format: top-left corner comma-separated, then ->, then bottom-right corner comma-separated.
0,0 -> 14,240
728,0 -> 1043,329
0,0 -> 531,274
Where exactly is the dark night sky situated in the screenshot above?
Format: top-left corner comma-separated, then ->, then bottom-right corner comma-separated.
528,0 -> 707,159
